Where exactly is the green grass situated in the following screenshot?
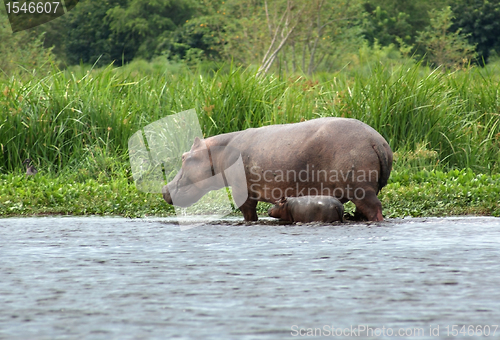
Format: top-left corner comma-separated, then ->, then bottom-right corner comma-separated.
0,170 -> 173,218
380,168 -> 500,218
1,60 -> 499,173
1,167 -> 498,218
1,59 -> 499,218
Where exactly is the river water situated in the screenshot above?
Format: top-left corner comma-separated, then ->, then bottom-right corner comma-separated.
1,216 -> 500,339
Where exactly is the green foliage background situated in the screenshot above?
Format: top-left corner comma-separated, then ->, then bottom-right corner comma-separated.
1,0 -> 499,217
3,0 -> 500,71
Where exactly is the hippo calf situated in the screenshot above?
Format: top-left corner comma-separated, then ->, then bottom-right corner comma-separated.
268,196 -> 344,223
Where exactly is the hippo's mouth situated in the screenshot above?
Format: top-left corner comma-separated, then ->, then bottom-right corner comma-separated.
162,185 -> 173,204
162,182 -> 199,208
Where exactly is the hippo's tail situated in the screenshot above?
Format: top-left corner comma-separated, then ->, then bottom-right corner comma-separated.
372,142 -> 393,194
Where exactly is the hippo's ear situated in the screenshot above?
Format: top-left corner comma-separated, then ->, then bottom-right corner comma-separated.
191,137 -> 203,150
278,197 -> 287,205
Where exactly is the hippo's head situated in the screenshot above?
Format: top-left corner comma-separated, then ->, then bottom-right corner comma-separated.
162,137 -> 223,207
268,198 -> 288,219
268,205 -> 280,218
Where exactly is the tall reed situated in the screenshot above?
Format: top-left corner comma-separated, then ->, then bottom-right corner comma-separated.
1,61 -> 498,173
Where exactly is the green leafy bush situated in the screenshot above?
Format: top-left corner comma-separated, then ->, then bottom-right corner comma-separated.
0,11 -> 55,78
381,169 -> 500,217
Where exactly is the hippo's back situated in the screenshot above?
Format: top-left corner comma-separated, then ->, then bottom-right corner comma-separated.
229,117 -> 392,193
234,117 -> 387,152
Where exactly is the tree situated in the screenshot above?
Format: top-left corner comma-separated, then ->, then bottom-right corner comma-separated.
257,0 -> 303,75
221,0 -> 364,75
362,5 -> 412,47
362,0 -> 448,50
451,0 -> 500,64
0,11 -> 54,77
42,0 -> 129,65
220,0 -> 277,67
106,0 -> 196,60
416,6 -> 477,70
291,0 -> 363,75
164,14 -> 227,63
39,0 -> 196,65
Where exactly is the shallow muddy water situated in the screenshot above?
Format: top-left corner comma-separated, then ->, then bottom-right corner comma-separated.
1,216 -> 500,339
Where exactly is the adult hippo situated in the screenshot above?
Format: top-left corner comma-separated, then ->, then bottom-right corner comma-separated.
162,117 -> 393,221
268,196 -> 344,223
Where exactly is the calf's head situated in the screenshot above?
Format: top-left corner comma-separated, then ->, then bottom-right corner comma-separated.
268,198 -> 289,220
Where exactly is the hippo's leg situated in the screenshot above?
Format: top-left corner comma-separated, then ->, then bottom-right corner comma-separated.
339,197 -> 349,204
351,189 -> 384,222
239,198 -> 258,221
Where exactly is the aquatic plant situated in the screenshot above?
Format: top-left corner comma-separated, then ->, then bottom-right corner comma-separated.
0,61 -> 498,175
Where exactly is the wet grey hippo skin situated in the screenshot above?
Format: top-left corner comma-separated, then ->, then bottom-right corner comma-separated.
268,196 -> 344,223
163,117 -> 393,221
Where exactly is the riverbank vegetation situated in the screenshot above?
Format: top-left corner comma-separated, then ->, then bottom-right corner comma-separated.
1,62 -> 499,173
1,62 -> 499,218
1,0 -> 499,218
1,167 -> 499,217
